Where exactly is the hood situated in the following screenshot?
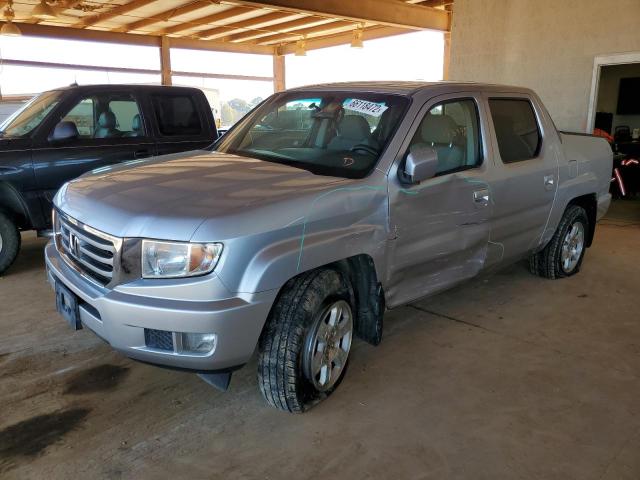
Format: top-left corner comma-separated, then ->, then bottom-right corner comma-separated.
55,150 -> 349,241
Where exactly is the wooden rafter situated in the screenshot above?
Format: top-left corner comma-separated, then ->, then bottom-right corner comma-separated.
72,0 -> 158,29
197,10 -> 301,40
257,20 -> 354,45
152,6 -> 251,36
279,25 -> 411,54
233,0 -> 450,31
113,0 -> 211,33
225,16 -> 335,43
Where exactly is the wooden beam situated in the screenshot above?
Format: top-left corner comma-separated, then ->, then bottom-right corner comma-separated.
169,36 -> 275,55
232,0 -> 450,31
16,22 -> 161,46
154,6 -> 250,36
0,58 -> 273,82
14,22 -> 276,54
160,36 -> 172,85
72,0 -> 158,29
279,25 -> 410,54
113,1 -> 210,33
273,54 -> 285,91
0,58 -> 160,76
172,70 -> 273,82
196,11 -> 300,40
257,20 -> 354,45
442,31 -> 450,80
225,16 -> 333,43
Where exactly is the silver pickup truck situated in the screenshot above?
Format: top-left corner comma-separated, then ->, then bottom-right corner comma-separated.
45,82 -> 612,413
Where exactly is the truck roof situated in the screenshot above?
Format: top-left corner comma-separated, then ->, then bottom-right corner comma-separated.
48,84 -> 202,94
287,81 -> 535,97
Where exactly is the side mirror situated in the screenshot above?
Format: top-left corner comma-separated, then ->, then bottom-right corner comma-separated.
49,121 -> 79,143
403,145 -> 439,184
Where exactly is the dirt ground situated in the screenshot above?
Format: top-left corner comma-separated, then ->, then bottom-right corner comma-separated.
1,200 -> 639,480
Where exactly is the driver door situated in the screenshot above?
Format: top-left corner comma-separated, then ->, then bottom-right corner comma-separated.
31,91 -> 155,221
386,94 -> 496,307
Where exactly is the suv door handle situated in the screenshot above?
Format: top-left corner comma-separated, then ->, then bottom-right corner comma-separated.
473,188 -> 490,206
544,175 -> 555,190
134,149 -> 152,159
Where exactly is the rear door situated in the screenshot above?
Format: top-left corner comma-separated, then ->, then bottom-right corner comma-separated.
386,93 -> 496,307
483,94 -> 558,262
149,90 -> 216,156
31,89 -> 155,216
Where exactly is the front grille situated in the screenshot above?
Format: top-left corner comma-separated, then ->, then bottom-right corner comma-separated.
144,329 -> 174,351
56,211 -> 120,286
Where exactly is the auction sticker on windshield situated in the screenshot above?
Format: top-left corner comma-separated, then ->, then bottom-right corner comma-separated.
344,99 -> 388,117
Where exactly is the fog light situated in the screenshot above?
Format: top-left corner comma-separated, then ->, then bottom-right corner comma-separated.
181,333 -> 217,354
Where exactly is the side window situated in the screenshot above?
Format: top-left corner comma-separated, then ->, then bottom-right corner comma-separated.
62,98 -> 95,138
488,98 -> 541,163
107,98 -> 144,137
153,95 -> 203,136
408,98 -> 482,175
61,94 -> 144,139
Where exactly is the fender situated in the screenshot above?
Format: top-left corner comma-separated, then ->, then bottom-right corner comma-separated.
0,180 -> 31,228
214,181 -> 391,295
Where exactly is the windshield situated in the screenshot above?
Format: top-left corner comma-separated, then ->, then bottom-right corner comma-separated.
0,91 -> 62,138
215,91 -> 409,178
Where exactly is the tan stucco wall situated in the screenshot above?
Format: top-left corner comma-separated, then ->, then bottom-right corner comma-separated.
449,0 -> 640,132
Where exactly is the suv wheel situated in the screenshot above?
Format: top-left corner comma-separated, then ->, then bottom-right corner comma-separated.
0,212 -> 20,275
257,268 -> 354,413
529,205 -> 588,279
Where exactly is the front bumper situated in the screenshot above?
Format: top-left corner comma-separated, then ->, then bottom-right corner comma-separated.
45,241 -> 277,371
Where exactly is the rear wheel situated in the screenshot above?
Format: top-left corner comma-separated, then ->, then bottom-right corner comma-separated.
0,212 -> 20,275
257,268 -> 354,413
529,205 -> 588,279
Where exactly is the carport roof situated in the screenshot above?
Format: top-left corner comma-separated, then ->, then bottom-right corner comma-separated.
1,0 -> 452,54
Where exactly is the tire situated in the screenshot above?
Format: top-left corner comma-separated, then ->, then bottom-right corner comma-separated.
0,212 -> 20,275
529,205 -> 589,279
258,268 -> 354,413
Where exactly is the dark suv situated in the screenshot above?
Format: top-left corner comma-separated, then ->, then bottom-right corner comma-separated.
0,84 -> 218,273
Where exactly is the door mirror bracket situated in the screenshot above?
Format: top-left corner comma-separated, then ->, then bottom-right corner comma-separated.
401,145 -> 439,184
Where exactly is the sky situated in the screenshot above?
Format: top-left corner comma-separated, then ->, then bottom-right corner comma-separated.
0,30 -> 444,102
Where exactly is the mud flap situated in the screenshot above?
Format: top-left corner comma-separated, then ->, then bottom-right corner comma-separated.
197,372 -> 232,391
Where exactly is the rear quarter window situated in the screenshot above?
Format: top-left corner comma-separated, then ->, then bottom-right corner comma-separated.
488,98 -> 541,163
152,94 -> 203,136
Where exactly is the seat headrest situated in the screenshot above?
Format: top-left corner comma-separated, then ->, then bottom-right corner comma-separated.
131,114 -> 142,132
98,111 -> 117,129
337,115 -> 370,140
420,114 -> 458,145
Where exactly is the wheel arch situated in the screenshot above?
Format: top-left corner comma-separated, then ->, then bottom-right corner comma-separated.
0,181 -> 30,229
567,193 -> 597,247
259,253 -> 385,349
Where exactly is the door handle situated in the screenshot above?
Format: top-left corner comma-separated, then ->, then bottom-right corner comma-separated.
473,188 -> 490,206
134,150 -> 152,159
544,175 -> 555,190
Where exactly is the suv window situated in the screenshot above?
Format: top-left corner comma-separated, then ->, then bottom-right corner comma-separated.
63,98 -> 95,137
489,98 -> 541,163
153,95 -> 203,136
61,94 -> 144,139
408,98 -> 482,175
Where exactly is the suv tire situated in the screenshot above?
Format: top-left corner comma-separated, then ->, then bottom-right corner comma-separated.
258,268 -> 354,413
0,212 -> 20,275
529,205 -> 588,279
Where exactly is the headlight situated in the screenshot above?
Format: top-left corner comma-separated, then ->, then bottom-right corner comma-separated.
142,240 -> 223,279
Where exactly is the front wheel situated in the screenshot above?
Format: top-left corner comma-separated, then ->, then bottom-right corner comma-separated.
529,205 -> 588,279
0,212 -> 20,275
257,269 -> 354,413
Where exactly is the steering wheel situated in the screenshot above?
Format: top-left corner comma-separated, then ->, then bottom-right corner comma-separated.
350,144 -> 379,156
